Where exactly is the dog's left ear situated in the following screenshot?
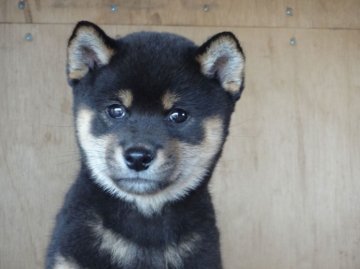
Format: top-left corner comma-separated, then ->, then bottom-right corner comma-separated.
197,32 -> 245,100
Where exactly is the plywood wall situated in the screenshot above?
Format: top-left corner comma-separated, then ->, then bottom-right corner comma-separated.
1,0 -> 360,28
0,1 -> 359,269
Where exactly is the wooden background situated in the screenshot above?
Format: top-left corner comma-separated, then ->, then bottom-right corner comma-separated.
0,1 -> 359,268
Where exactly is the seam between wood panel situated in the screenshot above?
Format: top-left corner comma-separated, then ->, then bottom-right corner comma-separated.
0,22 -> 359,32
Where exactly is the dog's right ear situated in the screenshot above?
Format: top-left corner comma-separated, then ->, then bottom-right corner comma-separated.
67,21 -> 117,84
196,32 -> 245,101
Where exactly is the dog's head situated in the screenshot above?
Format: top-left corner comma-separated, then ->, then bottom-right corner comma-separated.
67,21 -> 245,214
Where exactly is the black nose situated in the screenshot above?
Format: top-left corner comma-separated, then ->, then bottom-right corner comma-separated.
124,147 -> 154,171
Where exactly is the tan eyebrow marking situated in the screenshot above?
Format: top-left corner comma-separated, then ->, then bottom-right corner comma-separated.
162,91 -> 179,110
118,90 -> 133,108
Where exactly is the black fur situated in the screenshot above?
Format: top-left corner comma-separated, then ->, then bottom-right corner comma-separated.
47,168 -> 222,269
46,21 -> 245,269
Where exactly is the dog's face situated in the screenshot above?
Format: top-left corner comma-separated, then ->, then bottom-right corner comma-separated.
67,22 -> 245,214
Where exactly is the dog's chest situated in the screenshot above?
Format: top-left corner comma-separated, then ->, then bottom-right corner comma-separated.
93,221 -> 200,269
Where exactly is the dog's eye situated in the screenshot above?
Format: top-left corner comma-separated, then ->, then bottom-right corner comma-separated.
107,104 -> 126,119
168,109 -> 188,123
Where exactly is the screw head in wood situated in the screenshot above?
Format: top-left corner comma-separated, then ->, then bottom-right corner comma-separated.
18,0 -> 26,10
24,33 -> 33,41
203,4 -> 210,12
111,4 -> 118,12
289,37 -> 297,46
286,7 -> 293,16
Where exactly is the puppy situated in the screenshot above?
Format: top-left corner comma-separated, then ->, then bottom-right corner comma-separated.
46,21 -> 245,269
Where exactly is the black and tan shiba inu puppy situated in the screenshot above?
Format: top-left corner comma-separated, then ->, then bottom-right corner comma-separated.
46,21 -> 245,269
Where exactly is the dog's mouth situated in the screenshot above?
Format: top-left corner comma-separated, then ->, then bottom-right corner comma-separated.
113,177 -> 171,195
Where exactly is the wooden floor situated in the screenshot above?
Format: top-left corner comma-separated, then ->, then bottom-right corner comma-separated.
0,1 -> 359,269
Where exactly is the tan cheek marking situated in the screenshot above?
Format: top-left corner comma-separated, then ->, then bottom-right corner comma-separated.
76,108 -> 93,145
118,89 -> 133,108
76,107 -> 114,177
176,116 -> 223,178
76,108 -> 112,152
68,26 -> 114,80
53,255 -> 80,269
162,91 -> 179,110
76,108 -> 99,153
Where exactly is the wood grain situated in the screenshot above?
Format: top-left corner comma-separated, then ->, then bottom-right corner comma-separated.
1,0 -> 360,29
0,24 -> 359,269
0,0 -> 27,23
212,28 -> 360,269
0,24 -> 76,269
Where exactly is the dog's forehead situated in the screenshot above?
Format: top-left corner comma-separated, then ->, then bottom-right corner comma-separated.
112,33 -> 196,81
119,31 -> 196,58
98,33 -> 199,105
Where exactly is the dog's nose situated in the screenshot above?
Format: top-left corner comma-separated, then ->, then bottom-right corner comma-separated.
124,147 -> 154,171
